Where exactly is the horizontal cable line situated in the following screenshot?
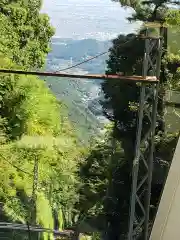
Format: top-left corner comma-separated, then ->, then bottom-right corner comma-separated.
0,69 -> 158,83
54,51 -> 108,73
0,153 -> 32,176
0,69 -> 119,80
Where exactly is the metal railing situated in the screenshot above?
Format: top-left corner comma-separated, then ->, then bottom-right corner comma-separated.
0,222 -> 72,240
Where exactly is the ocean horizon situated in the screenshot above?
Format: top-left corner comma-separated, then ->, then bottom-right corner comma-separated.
41,0 -> 140,41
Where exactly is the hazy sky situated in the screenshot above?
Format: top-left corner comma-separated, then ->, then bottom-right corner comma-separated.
41,0 -> 139,40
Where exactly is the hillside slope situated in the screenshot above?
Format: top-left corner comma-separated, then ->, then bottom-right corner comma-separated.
44,38 -> 111,143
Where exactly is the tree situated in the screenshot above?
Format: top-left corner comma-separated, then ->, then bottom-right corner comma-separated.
0,133 -> 82,240
99,2 -> 180,239
113,0 -> 179,22
101,33 -> 150,239
78,126 -> 130,239
106,0 -> 180,159
113,0 -> 180,131
78,125 -> 178,239
0,0 -> 54,69
0,1 -> 85,239
102,30 -> 154,171
0,58 -> 83,238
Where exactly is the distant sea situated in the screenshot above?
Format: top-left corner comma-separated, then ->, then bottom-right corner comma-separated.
41,0 -> 140,41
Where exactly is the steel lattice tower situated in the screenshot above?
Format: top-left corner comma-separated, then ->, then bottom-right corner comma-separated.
128,27 -> 163,240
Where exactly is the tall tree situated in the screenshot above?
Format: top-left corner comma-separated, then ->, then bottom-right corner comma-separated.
0,1 -> 84,239
100,1 -> 180,239
0,0 -> 54,68
78,124 -> 178,239
101,31 -> 148,240
78,126 -> 130,239
112,0 -> 180,131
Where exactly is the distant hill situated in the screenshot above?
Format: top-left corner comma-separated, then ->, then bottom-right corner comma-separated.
48,37 -> 111,74
49,38 -> 111,61
45,38 -> 110,143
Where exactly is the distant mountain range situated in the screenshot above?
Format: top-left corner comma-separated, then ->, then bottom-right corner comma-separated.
48,38 -> 111,73
44,38 -> 111,143
49,38 -> 111,58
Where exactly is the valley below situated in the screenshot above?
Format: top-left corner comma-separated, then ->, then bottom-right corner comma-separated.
44,38 -> 111,143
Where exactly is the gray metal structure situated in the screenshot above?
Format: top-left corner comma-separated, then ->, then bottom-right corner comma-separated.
128,28 -> 163,240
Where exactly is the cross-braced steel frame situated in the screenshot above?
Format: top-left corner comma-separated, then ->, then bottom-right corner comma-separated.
128,28 -> 163,240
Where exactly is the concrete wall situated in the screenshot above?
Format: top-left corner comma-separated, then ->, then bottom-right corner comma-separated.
150,136 -> 180,240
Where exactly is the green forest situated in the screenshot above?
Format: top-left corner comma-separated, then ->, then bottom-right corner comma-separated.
0,1 -> 180,240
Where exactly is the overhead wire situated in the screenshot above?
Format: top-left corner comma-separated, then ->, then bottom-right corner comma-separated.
0,222 -> 72,236
53,35 -> 138,73
54,51 -> 108,73
0,153 -> 32,176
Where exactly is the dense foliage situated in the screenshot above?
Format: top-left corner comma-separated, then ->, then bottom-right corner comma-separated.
0,1 -> 180,240
0,0 -> 54,68
0,1 -> 84,240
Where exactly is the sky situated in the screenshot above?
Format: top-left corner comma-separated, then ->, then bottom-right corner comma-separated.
41,0 -> 139,40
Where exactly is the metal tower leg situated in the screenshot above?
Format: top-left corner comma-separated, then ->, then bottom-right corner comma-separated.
128,30 -> 163,240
